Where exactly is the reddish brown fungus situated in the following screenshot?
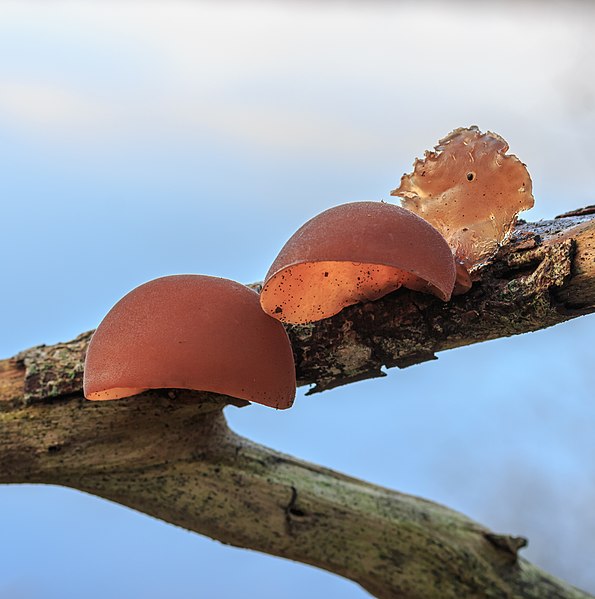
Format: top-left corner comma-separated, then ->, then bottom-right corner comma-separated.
391,126 -> 534,273
84,275 -> 296,409
260,201 -> 456,324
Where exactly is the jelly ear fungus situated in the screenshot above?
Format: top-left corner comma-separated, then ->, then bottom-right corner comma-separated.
392,126 -> 534,274
84,275 -> 296,410
260,201 -> 457,324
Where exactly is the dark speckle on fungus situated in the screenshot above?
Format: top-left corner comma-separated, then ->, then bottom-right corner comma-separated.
260,201 -> 456,324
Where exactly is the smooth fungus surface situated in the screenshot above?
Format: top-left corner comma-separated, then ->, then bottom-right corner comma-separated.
84,275 -> 296,409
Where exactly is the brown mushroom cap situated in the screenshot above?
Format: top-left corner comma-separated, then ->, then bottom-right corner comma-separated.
84,275 -> 296,409
260,201 -> 456,324
391,126 -> 534,273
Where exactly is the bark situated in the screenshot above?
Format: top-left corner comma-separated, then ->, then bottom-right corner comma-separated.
2,210 -> 595,598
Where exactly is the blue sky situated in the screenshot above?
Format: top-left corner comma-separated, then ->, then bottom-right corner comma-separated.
1,3 -> 595,597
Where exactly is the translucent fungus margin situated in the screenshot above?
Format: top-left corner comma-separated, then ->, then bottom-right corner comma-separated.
260,201 -> 456,324
391,126 -> 534,273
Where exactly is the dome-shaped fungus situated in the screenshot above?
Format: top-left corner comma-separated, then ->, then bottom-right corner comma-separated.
84,275 -> 296,409
391,126 -> 534,273
260,201 -> 456,324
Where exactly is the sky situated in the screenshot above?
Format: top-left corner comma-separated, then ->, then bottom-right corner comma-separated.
1,2 -> 595,597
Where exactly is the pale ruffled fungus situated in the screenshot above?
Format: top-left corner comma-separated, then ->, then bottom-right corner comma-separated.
391,126 -> 534,274
84,275 -> 296,409
260,201 -> 456,324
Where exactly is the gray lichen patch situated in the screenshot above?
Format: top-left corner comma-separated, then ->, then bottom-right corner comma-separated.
16,331 -> 91,404
334,341 -> 372,373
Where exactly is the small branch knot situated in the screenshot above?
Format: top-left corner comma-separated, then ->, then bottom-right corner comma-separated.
484,532 -> 528,561
285,485 -> 308,535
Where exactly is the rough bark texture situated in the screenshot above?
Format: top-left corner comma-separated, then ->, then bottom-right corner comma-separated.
2,211 -> 595,598
288,216 -> 593,393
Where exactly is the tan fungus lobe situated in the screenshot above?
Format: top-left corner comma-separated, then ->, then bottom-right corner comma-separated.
260,201 -> 456,324
391,126 -> 534,273
84,275 -> 296,409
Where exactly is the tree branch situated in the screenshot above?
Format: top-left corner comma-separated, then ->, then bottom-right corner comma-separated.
0,391 -> 590,599
2,210 -> 595,598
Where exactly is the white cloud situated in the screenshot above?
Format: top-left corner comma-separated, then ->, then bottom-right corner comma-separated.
0,0 -> 593,200
0,81 -> 107,131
